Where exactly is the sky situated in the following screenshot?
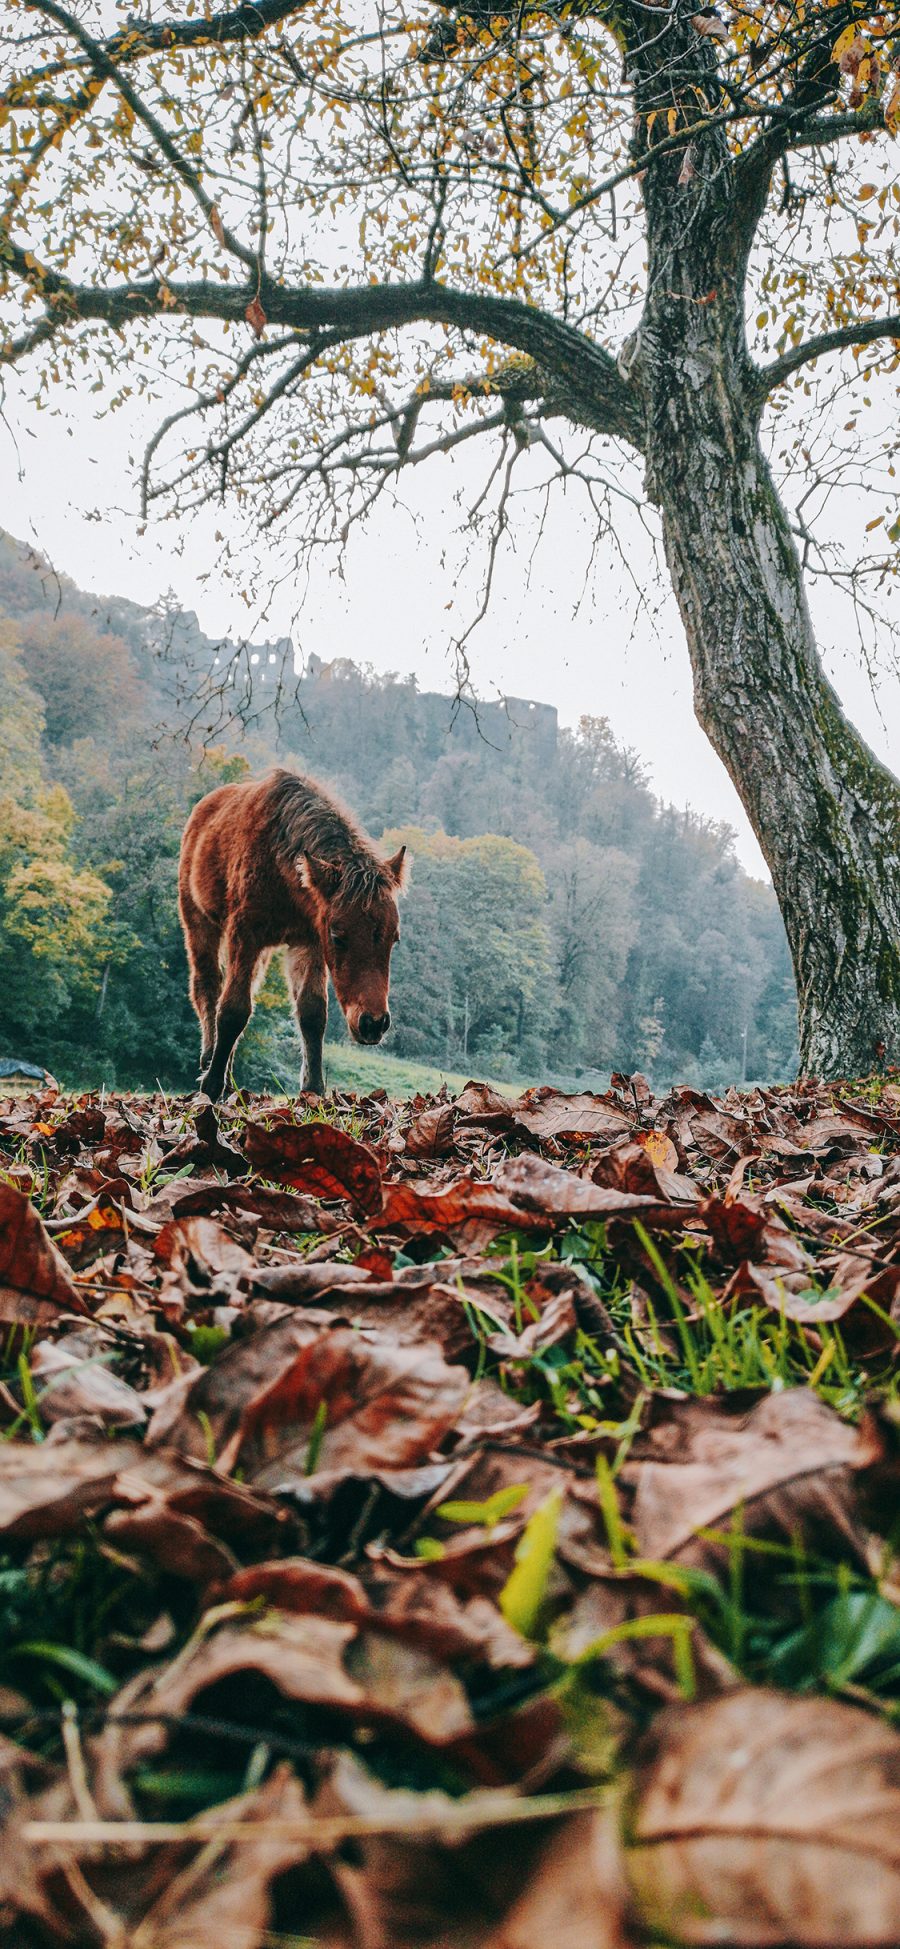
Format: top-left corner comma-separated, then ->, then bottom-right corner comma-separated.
3,356 -> 899,881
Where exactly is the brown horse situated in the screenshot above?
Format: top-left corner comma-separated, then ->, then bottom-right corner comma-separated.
178,768 -> 408,1099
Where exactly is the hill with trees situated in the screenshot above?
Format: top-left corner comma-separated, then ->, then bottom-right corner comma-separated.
0,530 -> 796,1090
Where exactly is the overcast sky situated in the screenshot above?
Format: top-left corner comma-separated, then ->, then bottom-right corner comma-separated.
3,356 -> 899,880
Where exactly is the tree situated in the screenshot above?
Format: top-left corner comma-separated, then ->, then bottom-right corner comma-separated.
0,781 -> 125,1066
14,612 -> 144,747
383,827 -> 558,1066
544,835 -> 638,1070
59,730 -> 206,1084
2,0 -> 899,1078
0,622 -> 45,803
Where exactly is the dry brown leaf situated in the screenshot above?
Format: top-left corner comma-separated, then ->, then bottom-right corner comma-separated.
741,1252 -> 900,1356
146,1313 -> 468,1483
0,1182 -> 89,1325
623,1387 -> 875,1566
108,1449 -> 296,1558
105,1496 -> 239,1585
153,1214 -> 253,1308
405,1101 -> 457,1158
314,1753 -> 523,1949
30,1331 -> 148,1430
376,1155 -> 676,1245
101,1609 -> 475,1778
630,1688 -> 900,1945
484,1807 -> 635,1949
165,1178 -> 330,1231
129,1764 -> 309,1949
217,1556 -> 533,1668
492,1153 -> 685,1226
0,1437 -> 143,1539
507,1088 -> 632,1144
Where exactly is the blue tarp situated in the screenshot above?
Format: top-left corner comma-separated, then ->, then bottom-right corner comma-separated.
0,1058 -> 47,1080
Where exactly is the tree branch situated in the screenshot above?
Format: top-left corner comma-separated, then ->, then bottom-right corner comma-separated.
732,0 -> 871,240
8,0 -> 318,103
2,249 -> 644,448
784,103 -> 887,149
25,0 -> 256,271
756,312 -> 900,401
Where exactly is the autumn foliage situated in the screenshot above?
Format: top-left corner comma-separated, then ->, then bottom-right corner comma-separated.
0,1071 -> 899,1943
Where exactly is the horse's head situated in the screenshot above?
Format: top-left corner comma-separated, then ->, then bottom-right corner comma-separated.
298,845 -> 409,1044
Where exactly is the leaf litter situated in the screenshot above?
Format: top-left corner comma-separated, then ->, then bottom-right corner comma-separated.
0,1072 -> 899,1944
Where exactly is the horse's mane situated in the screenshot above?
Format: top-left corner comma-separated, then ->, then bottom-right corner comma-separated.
266,769 -> 391,907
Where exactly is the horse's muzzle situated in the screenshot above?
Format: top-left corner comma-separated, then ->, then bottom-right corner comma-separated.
356,1010 -> 391,1044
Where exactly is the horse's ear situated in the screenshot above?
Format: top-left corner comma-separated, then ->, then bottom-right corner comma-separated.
385,845 -> 410,893
297,853 -> 344,899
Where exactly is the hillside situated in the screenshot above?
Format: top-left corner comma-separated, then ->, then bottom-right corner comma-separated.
0,531 -> 797,1091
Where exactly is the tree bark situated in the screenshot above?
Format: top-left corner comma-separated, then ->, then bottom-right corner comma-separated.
613,5 -> 900,1081
638,302 -> 900,1076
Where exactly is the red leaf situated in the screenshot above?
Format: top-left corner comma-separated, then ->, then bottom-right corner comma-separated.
0,1182 -> 89,1324
242,1117 -> 383,1214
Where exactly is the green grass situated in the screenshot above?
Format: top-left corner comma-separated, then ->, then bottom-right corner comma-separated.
444,1227 -> 900,1724
1,1215 -> 898,1802
3,1091 -> 899,1805
283,1041 -> 515,1098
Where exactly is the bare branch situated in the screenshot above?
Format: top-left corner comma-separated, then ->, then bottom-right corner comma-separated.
756,312 -> 900,401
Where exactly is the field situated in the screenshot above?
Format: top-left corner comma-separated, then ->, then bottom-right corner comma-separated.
0,1071 -> 899,1944
295,1040 -> 513,1098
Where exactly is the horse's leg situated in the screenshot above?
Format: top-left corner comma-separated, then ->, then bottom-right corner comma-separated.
180,895 -> 222,1076
285,946 -> 328,1095
202,930 -> 259,1101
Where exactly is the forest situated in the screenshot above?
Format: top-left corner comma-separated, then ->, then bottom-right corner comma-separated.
0,531 -> 796,1093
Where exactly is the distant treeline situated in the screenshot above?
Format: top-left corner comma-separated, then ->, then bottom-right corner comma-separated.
0,531 -> 797,1090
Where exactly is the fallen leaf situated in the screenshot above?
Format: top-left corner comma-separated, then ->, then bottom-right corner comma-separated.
624,1388 -> 875,1567
242,1117 -> 383,1213
217,1556 -> 533,1668
146,1313 -> 469,1484
377,1156 -> 676,1245
0,1438 -> 143,1539
30,1331 -> 148,1430
630,1688 -> 900,1944
508,1088 -> 632,1145
0,1182 -> 88,1325
405,1101 -> 457,1158
485,1806 -> 635,1949
131,1764 -> 310,1949
100,1609 -> 475,1775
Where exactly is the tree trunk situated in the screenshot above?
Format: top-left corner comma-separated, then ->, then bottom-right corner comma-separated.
642,324 -> 900,1076
617,15 -> 900,1081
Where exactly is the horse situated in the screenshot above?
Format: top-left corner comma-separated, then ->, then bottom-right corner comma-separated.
178,768 -> 408,1099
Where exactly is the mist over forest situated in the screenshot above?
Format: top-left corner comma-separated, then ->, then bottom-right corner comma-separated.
0,529 -> 797,1091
